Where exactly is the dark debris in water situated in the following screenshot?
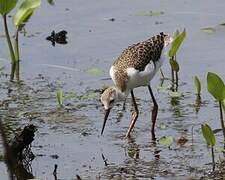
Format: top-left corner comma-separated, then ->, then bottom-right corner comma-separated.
46,30 -> 68,46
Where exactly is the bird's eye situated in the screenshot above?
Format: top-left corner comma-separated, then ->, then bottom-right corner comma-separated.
109,99 -> 115,104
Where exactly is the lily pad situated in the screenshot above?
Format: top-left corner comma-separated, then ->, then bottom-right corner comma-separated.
137,10 -> 164,17
201,27 -> 215,34
86,67 -> 103,76
159,136 -> 174,146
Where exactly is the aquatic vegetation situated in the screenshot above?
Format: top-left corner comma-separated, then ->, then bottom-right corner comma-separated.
194,76 -> 201,97
56,89 -> 64,107
86,67 -> 103,76
207,72 -> 225,140
194,76 -> 202,113
137,10 -> 164,17
169,29 -> 186,91
201,123 -> 216,171
159,136 -> 174,147
0,0 -> 41,81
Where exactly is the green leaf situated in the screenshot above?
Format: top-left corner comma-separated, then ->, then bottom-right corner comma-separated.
13,0 -> 41,27
169,29 -> 186,57
56,89 -> 64,107
207,72 -> 225,101
169,58 -> 179,72
137,10 -> 164,16
86,67 -> 103,76
0,0 -> 18,15
159,136 -> 174,146
168,90 -> 182,98
194,76 -> 201,95
201,124 -> 216,146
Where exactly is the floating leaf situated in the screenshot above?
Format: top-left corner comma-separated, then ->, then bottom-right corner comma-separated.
168,90 -> 182,98
86,67 -> 103,76
207,72 -> 225,101
64,92 -> 78,100
159,123 -> 167,130
159,136 -> 173,146
169,29 -> 186,57
169,58 -> 179,72
137,10 -> 164,16
201,27 -> 215,34
201,124 -> 216,146
13,0 -> 41,27
56,89 -> 64,107
0,0 -> 18,15
194,76 -> 201,95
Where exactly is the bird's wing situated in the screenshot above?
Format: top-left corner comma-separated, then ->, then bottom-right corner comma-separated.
113,33 -> 165,72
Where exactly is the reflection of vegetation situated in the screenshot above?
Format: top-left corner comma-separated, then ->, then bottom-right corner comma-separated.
201,123 -> 216,171
207,72 -> 225,140
0,0 -> 41,82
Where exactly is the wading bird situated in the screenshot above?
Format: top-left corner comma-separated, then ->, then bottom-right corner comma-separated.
100,32 -> 173,139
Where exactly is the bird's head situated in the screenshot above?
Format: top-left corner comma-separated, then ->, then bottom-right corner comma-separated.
100,86 -> 124,135
161,32 -> 173,47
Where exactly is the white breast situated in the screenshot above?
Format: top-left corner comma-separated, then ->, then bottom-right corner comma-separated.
109,46 -> 167,91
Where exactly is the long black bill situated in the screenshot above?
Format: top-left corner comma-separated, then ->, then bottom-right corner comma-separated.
101,108 -> 111,135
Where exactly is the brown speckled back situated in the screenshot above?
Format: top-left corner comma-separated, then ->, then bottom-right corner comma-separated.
113,32 -> 166,71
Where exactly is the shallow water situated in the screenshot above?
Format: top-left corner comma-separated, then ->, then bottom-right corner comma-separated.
0,0 -> 225,179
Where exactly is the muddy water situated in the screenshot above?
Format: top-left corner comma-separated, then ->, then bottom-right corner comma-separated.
0,0 -> 225,179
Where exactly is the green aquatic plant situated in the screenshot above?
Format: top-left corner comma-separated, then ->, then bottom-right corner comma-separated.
207,72 -> 225,140
159,136 -> 174,147
194,76 -> 201,96
56,89 -> 64,107
169,29 -> 186,91
194,76 -> 202,113
201,123 -> 216,171
0,0 -> 41,81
